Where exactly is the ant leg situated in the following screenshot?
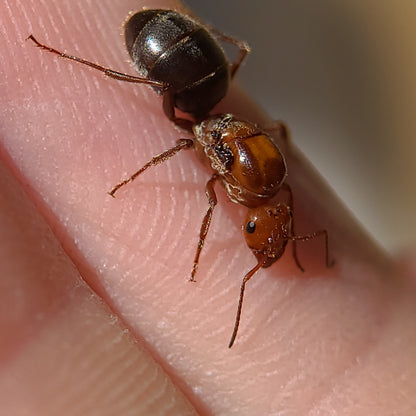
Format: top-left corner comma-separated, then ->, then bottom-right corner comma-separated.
263,120 -> 291,145
281,183 -> 304,272
28,35 -> 197,131
161,87 -> 194,132
27,35 -> 197,131
178,8 -> 250,78
228,259 -> 264,348
207,29 -> 250,78
190,174 -> 219,282
108,139 -> 193,197
27,34 -> 164,88
291,229 -> 334,269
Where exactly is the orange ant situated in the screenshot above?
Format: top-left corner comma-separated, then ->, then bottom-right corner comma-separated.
109,113 -> 333,347
28,10 -> 332,347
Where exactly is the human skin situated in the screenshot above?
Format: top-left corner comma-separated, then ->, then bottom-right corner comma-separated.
1,0 -> 416,415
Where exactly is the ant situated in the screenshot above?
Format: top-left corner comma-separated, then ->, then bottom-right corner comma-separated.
28,9 -> 332,347
28,9 -> 249,130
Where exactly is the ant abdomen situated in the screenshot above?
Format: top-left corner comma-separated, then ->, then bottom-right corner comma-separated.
125,9 -> 230,117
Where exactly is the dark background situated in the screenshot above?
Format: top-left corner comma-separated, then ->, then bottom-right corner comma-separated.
186,0 -> 416,253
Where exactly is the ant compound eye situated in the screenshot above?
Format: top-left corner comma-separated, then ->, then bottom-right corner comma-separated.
246,220 -> 256,234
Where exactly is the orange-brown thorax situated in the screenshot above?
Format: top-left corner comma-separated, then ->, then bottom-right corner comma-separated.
193,114 -> 287,208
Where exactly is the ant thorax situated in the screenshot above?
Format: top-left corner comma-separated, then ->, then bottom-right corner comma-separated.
193,114 -> 287,208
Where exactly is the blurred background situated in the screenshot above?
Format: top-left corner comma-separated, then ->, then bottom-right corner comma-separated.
185,0 -> 416,254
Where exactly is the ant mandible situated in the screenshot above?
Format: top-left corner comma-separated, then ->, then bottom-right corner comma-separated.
28,9 -> 332,347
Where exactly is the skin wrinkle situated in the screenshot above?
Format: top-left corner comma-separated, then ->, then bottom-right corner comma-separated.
309,288 -> 416,414
309,281 -> 396,411
1,0 -> 415,415
0,159 -> 197,414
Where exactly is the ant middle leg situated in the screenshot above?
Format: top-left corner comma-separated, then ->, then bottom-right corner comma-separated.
291,229 -> 334,269
108,139 -> 194,197
263,120 -> 291,145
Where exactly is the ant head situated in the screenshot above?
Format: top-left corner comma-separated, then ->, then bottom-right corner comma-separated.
243,203 -> 292,267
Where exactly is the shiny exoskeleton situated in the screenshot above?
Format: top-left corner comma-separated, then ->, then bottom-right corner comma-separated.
27,9 -> 249,128
107,114 -> 332,347
126,9 -> 248,120
231,203 -> 332,347
192,115 -> 287,207
27,11 -> 332,348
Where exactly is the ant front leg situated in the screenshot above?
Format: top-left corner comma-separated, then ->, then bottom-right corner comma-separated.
291,229 -> 334,269
190,174 -> 219,282
280,183 -> 304,272
108,139 -> 194,197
